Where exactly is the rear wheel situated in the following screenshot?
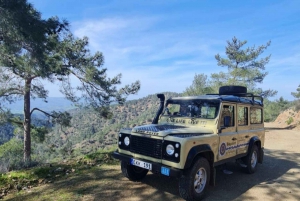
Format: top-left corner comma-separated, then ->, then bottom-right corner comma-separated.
121,161 -> 148,181
179,157 -> 210,201
244,145 -> 258,174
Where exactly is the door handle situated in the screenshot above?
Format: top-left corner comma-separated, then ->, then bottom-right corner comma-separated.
232,137 -> 237,141
245,135 -> 249,138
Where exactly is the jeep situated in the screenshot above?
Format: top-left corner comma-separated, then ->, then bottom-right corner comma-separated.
113,86 -> 265,201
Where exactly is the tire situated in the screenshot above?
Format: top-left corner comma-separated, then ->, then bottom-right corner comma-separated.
121,161 -> 148,181
179,157 -> 210,201
219,86 -> 247,95
243,145 -> 259,174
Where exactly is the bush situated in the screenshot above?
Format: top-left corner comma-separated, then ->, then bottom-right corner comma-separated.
0,138 -> 23,173
286,117 -> 294,125
295,101 -> 300,112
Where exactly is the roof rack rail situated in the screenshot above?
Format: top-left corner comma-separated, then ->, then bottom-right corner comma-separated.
206,93 -> 264,105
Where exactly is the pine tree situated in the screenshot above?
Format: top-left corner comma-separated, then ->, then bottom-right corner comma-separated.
0,0 -> 140,164
291,85 -> 300,99
212,36 -> 277,97
183,74 -> 214,96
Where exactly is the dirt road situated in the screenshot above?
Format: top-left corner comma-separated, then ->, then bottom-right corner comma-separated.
5,126 -> 300,201
112,126 -> 300,201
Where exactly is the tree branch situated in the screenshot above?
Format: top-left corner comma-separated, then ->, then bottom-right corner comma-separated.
30,108 -> 54,117
0,88 -> 24,96
70,71 -> 105,92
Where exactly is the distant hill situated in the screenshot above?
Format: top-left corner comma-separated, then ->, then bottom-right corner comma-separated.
4,97 -> 76,114
35,92 -> 181,160
0,92 -> 181,159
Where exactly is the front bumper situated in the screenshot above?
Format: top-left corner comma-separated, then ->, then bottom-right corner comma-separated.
113,151 -> 183,178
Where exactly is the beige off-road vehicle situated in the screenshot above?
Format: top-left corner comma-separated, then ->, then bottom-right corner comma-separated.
113,86 -> 265,201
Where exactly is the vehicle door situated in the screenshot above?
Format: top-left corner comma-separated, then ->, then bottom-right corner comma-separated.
217,103 -> 238,161
236,105 -> 251,155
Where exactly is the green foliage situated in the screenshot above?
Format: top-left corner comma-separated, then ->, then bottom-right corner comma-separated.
295,101 -> 300,112
83,147 -> 118,165
286,117 -> 294,125
264,97 -> 292,122
290,85 -> 300,111
31,126 -> 48,143
0,138 -> 23,172
0,0 -> 140,163
183,74 -> 215,96
212,37 -> 277,98
291,84 -> 300,99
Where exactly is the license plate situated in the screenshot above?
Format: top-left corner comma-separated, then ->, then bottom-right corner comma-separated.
130,159 -> 152,170
161,166 -> 170,176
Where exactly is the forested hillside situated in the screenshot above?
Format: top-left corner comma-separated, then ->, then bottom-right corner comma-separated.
0,123 -> 14,145
0,92 -> 179,171
40,92 -> 179,160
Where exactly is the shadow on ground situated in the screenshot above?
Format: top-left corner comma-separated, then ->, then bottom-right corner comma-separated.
265,125 -> 297,130
5,149 -> 300,201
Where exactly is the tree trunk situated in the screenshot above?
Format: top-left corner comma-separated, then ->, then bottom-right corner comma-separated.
23,79 -> 31,165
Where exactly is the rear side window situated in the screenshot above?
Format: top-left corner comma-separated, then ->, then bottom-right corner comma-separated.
250,108 -> 262,124
238,106 -> 248,126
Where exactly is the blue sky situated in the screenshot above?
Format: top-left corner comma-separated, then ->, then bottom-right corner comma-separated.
29,0 -> 300,101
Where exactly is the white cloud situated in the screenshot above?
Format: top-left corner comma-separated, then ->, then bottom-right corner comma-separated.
69,16 -> 224,100
41,1 -> 300,101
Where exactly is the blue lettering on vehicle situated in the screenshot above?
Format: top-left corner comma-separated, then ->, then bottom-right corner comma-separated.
226,142 -> 249,150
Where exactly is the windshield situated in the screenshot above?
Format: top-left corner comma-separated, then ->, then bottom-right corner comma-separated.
163,99 -> 220,119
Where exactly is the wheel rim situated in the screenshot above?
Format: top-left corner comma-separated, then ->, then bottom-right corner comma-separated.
251,150 -> 258,168
194,167 -> 207,193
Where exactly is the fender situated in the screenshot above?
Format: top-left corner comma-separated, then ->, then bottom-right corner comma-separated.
184,144 -> 215,186
184,144 -> 214,169
247,136 -> 261,151
247,136 -> 263,163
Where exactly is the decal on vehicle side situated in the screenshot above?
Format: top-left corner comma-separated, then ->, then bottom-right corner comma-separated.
219,142 -> 226,156
219,142 -> 249,156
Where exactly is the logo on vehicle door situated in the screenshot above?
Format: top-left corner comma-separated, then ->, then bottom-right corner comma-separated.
219,142 -> 226,156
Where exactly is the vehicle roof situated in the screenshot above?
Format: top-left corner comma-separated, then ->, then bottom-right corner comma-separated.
168,94 -> 263,106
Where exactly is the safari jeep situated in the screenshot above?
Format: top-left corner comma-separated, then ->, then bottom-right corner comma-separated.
113,86 -> 265,201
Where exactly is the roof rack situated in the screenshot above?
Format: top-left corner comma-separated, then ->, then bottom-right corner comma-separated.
206,93 -> 264,106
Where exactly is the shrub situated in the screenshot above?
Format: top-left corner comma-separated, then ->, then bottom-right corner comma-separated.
0,138 -> 23,173
295,101 -> 300,112
286,117 -> 294,125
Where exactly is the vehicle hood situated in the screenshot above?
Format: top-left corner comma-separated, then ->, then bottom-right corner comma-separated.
131,124 -> 213,137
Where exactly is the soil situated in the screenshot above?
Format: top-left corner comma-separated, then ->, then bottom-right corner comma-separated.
4,122 -> 300,201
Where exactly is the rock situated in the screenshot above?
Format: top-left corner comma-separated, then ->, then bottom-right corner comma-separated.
55,167 -> 62,172
16,185 -> 22,191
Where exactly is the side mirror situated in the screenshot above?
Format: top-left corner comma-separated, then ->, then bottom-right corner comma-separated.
218,116 -> 231,133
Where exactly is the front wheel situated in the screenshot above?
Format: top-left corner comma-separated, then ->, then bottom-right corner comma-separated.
121,161 -> 148,181
244,145 -> 258,174
179,157 -> 210,201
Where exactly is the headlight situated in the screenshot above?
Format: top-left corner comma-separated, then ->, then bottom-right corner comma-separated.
124,136 -> 130,146
166,144 -> 175,155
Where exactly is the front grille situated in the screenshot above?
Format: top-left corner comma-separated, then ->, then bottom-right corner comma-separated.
130,136 -> 162,159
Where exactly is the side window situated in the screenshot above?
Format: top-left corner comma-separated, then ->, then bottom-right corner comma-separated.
220,105 -> 235,127
238,106 -> 248,126
250,108 -> 262,124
